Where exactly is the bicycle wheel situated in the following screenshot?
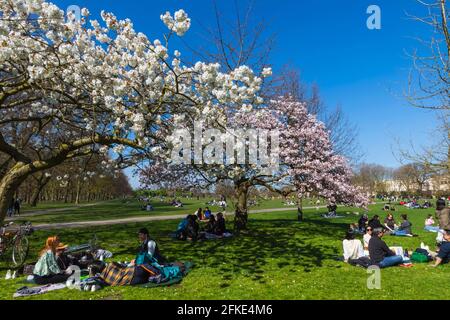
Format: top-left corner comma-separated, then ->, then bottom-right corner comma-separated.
12,235 -> 29,268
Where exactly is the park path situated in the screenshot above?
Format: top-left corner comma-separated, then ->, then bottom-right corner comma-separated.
4,202 -> 104,220
31,205 -> 346,230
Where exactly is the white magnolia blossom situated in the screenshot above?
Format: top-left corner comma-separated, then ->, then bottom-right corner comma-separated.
261,67 -> 272,77
0,0 -> 271,202
160,9 -> 191,36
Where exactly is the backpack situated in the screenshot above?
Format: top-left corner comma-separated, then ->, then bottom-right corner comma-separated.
410,251 -> 431,263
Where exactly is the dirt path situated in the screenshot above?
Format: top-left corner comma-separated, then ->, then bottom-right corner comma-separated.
31,205 -> 349,230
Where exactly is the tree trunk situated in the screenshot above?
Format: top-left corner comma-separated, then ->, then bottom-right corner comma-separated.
297,197 -> 304,221
30,175 -> 51,207
234,183 -> 249,232
75,179 -> 82,205
0,164 -> 30,222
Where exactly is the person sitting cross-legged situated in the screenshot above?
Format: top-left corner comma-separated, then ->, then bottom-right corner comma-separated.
368,215 -> 384,230
430,230 -> 450,267
383,213 -> 398,233
368,228 -> 403,268
214,212 -> 227,236
342,230 -> 364,263
391,214 -> 415,237
204,207 -> 212,220
33,236 -> 73,285
358,214 -> 369,233
204,214 -> 217,234
133,227 -> 166,265
424,214 -> 440,233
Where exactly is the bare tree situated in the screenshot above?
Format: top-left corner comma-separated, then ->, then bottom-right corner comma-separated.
405,0 -> 449,110
399,0 -> 449,177
393,163 -> 434,194
271,65 -> 364,163
182,0 -> 275,75
353,163 -> 392,195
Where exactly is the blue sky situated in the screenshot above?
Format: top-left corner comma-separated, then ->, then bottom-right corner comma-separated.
51,0 -> 438,188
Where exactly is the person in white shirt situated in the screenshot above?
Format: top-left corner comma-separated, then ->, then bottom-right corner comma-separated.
342,231 -> 364,263
363,227 -> 372,257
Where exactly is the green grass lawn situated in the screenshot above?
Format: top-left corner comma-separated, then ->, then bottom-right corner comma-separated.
13,198 -> 222,224
12,197 -> 379,225
0,202 -> 448,300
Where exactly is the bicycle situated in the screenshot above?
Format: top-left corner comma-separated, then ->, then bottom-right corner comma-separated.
0,222 -> 33,270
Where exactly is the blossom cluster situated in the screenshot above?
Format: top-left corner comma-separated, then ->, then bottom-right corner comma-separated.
160,9 -> 191,36
0,0 -> 268,170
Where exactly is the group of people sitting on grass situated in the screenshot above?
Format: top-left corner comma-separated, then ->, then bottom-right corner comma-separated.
342,199 -> 450,268
30,228 -> 189,288
174,211 -> 231,241
355,213 -> 417,237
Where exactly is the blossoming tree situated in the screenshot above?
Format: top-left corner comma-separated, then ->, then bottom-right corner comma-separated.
140,97 -> 368,230
0,0 -> 266,223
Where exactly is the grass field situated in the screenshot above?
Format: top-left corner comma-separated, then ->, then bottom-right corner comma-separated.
0,201 -> 448,300
12,198 -> 310,225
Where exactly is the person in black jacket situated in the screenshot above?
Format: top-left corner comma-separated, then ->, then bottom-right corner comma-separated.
368,215 -> 384,230
358,214 -> 369,233
215,212 -> 227,236
368,229 -> 403,268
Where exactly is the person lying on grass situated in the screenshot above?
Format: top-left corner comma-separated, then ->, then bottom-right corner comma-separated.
99,228 -> 188,286
33,236 -> 73,285
430,230 -> 450,267
368,229 -> 403,268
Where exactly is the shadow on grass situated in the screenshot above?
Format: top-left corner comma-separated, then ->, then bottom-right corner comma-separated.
20,213 -> 354,286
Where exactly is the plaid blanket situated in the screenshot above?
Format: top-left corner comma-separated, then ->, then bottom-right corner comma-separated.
100,263 -> 136,286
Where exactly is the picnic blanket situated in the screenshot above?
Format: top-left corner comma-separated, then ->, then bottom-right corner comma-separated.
14,283 -> 66,298
101,263 -> 136,286
137,261 -> 193,288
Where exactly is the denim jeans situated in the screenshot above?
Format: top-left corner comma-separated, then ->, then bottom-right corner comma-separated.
392,230 -> 409,236
378,255 -> 403,268
424,226 -> 440,233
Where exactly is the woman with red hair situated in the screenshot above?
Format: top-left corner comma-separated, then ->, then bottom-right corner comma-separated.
33,236 -> 71,285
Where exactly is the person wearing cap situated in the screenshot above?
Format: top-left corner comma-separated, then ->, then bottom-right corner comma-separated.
33,236 -> 72,284
430,230 -> 450,267
132,227 -> 165,266
368,228 -> 403,268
